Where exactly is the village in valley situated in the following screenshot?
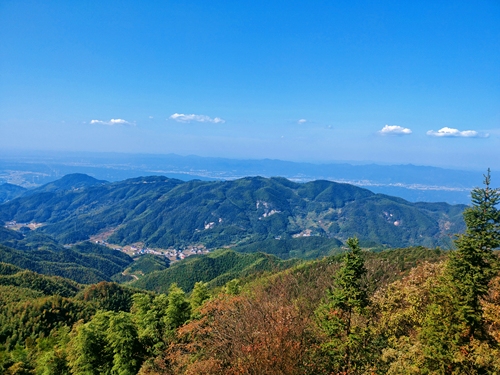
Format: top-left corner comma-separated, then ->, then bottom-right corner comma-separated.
91,239 -> 210,263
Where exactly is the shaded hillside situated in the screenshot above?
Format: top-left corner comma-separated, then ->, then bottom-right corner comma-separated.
131,249 -> 299,293
233,236 -> 343,259
124,254 -> 170,277
0,174 -> 466,250
0,238 -> 134,284
0,266 -> 82,297
21,173 -> 107,196
0,183 -> 26,203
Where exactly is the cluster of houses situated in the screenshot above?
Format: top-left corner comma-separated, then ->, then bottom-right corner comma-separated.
122,244 -> 210,261
4,220 -> 42,231
130,246 -> 165,257
164,246 -> 209,261
93,240 -> 210,262
4,221 -> 18,228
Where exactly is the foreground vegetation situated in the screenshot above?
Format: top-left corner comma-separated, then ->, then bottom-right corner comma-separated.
0,173 -> 498,374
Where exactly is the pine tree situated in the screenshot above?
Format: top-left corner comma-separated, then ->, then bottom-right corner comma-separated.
448,169 -> 500,337
316,237 -> 369,374
420,169 -> 500,373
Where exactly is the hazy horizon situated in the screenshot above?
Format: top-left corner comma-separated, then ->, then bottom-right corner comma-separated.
1,1 -> 499,170
0,148 -> 495,173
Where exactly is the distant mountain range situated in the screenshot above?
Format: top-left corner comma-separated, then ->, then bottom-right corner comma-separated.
0,151 -> 488,204
0,173 -> 466,252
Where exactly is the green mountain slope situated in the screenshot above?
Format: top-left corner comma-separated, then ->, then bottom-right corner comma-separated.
131,249 -> 299,293
124,254 -> 170,276
0,183 -> 26,203
234,236 -> 344,259
0,174 -> 466,250
21,173 -> 107,196
0,240 -> 134,284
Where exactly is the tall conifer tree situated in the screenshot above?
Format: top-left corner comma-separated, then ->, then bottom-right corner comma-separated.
421,170 -> 500,373
316,237 -> 369,374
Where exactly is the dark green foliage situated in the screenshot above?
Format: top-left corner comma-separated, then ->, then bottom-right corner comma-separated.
80,282 -> 139,312
0,262 -> 22,276
22,173 -> 107,196
234,236 -> 343,259
125,254 -> 170,275
316,238 -> 371,374
0,183 -> 26,203
448,171 -> 500,331
0,227 -> 24,242
131,249 -> 299,293
420,170 -> 500,373
0,174 -> 465,251
0,295 -> 93,350
330,238 -> 368,311
0,240 -> 133,284
0,270 -> 81,297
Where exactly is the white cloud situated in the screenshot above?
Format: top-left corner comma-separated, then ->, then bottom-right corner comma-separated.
379,125 -> 412,135
426,127 -> 488,138
90,118 -> 133,126
297,119 -> 307,124
169,113 -> 225,124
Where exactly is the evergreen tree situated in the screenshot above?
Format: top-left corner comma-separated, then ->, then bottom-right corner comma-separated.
449,169 -> 500,337
316,237 -> 369,374
421,170 -> 500,373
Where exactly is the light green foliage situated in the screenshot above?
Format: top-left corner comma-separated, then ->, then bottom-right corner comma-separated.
190,281 -> 210,314
34,327 -> 71,375
67,311 -> 143,375
131,293 -> 169,356
67,314 -> 113,375
224,279 -> 241,295
165,284 -> 191,330
106,312 -> 142,375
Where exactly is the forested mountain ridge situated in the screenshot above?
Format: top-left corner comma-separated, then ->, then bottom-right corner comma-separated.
0,183 -> 26,203
131,249 -> 300,293
0,234 -> 134,284
0,173 -> 465,249
20,173 -> 107,197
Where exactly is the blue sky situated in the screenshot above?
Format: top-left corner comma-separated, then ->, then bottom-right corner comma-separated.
1,0 -> 499,170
